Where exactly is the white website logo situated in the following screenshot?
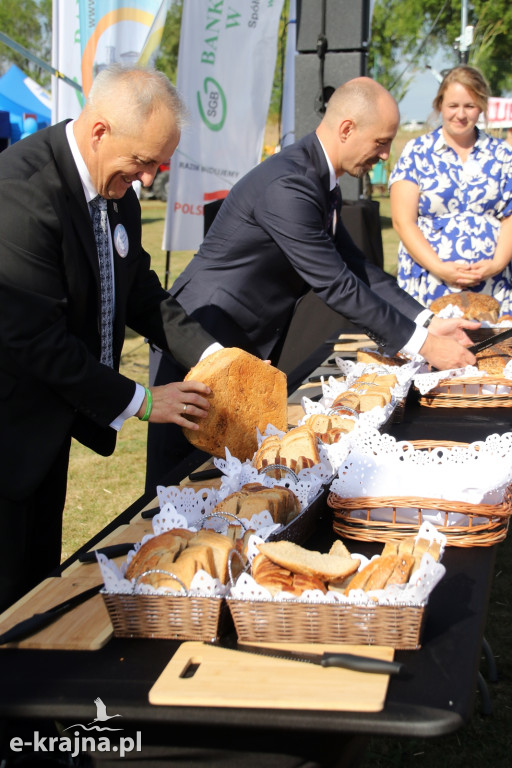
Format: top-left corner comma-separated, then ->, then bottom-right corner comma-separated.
10,697 -> 142,759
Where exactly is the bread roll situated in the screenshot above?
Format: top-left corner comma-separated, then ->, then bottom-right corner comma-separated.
187,529 -> 234,583
285,573 -> 328,596
385,554 -> 415,586
362,555 -> 400,591
126,529 -> 236,590
257,541 -> 360,582
125,531 -> 189,582
329,539 -> 352,559
430,291 -> 500,322
476,342 -> 511,375
211,484 -> 300,526
252,426 -> 321,474
356,348 -> 407,367
343,557 -> 382,594
252,553 -> 293,594
183,347 -> 288,461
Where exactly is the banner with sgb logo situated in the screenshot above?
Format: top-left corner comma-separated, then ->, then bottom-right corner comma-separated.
163,0 -> 285,252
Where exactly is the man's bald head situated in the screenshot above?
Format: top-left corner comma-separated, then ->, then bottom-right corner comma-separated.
323,77 -> 399,130
316,77 -> 400,178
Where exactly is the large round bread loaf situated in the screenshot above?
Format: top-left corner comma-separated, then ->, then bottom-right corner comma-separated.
430,291 -> 500,322
183,347 -> 288,461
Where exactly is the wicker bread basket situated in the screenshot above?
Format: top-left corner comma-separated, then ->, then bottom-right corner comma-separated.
417,375 -> 512,408
226,597 -> 426,650
328,440 -> 512,547
102,591 -> 229,641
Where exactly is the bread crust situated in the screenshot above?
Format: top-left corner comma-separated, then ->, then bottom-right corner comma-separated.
257,541 -> 360,582
430,290 -> 500,322
183,347 -> 288,461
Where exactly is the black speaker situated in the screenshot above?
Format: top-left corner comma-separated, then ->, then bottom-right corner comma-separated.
294,49 -> 366,201
296,0 -> 370,53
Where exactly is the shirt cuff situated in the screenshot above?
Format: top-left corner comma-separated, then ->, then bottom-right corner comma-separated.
415,308 -> 434,327
199,342 -> 223,360
401,325 -> 429,357
110,382 -> 146,431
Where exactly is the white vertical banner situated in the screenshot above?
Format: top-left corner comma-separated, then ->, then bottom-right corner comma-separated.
51,0 -> 84,122
163,0 -> 285,252
51,0 -> 170,124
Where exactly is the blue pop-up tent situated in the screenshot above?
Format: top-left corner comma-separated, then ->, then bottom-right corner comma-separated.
0,64 -> 51,143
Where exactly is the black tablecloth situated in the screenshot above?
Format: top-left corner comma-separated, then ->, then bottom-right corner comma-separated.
0,388 -> 506,766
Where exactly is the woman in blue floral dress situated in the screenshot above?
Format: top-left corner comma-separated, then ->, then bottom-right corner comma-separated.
389,66 -> 512,313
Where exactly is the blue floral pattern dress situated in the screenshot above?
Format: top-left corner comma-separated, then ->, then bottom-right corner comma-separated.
389,126 -> 512,312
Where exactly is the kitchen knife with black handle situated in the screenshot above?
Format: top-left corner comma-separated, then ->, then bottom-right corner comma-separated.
468,326 -> 512,354
78,542 -> 135,563
0,583 -> 103,645
211,642 -> 404,675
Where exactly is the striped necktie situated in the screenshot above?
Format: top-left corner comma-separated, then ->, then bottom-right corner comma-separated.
90,195 -> 114,368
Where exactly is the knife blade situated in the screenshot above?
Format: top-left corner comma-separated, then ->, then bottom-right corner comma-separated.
211,642 -> 404,675
0,583 -> 103,645
78,542 -> 135,563
468,326 -> 512,354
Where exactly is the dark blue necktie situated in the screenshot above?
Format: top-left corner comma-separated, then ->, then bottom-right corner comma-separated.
90,195 -> 114,368
327,184 -> 341,235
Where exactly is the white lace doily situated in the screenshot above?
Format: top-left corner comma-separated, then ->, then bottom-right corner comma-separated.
229,522 -> 446,607
333,356 -> 422,390
98,550 -> 227,597
414,364 -> 512,394
301,394 -> 388,432
436,304 -> 512,328
299,357 -> 419,435
330,427 -> 512,507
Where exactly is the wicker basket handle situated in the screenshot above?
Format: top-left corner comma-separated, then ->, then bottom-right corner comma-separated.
261,463 -> 299,483
200,511 -> 249,531
227,548 -> 249,587
134,569 -> 188,595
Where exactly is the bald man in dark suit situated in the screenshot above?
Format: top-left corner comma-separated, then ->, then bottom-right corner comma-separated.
146,77 -> 477,489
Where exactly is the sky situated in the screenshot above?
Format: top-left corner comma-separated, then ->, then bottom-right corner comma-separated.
397,53 -> 454,123
398,68 -> 443,123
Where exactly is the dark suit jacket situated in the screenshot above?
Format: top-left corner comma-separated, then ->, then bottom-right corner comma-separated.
0,121 -> 215,501
171,132 -> 424,361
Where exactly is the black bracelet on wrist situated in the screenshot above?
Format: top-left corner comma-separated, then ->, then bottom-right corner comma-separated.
423,314 -> 434,328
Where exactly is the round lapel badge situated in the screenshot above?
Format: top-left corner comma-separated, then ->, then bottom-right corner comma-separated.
113,223 -> 129,258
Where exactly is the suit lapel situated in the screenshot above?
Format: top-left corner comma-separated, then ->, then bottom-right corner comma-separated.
50,121 -> 100,280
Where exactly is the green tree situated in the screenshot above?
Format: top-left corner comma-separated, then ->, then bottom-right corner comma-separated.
369,0 -> 512,100
0,0 -> 51,86
155,0 -> 183,84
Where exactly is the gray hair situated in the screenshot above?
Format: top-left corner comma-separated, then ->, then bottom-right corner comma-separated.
86,64 -> 188,133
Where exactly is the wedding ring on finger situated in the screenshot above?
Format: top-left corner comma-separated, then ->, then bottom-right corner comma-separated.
183,404 -> 187,414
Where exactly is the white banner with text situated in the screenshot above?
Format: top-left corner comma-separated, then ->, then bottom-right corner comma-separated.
163,0 -> 285,252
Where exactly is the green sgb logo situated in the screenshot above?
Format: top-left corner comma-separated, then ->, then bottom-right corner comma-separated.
197,77 -> 227,131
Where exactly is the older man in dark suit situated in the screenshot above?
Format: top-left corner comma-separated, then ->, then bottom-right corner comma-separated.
146,77 -> 478,489
0,65 -> 220,612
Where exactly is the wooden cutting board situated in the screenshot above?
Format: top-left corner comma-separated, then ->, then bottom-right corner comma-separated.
61,518 -> 155,579
149,641 -> 395,712
0,576 -> 112,650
